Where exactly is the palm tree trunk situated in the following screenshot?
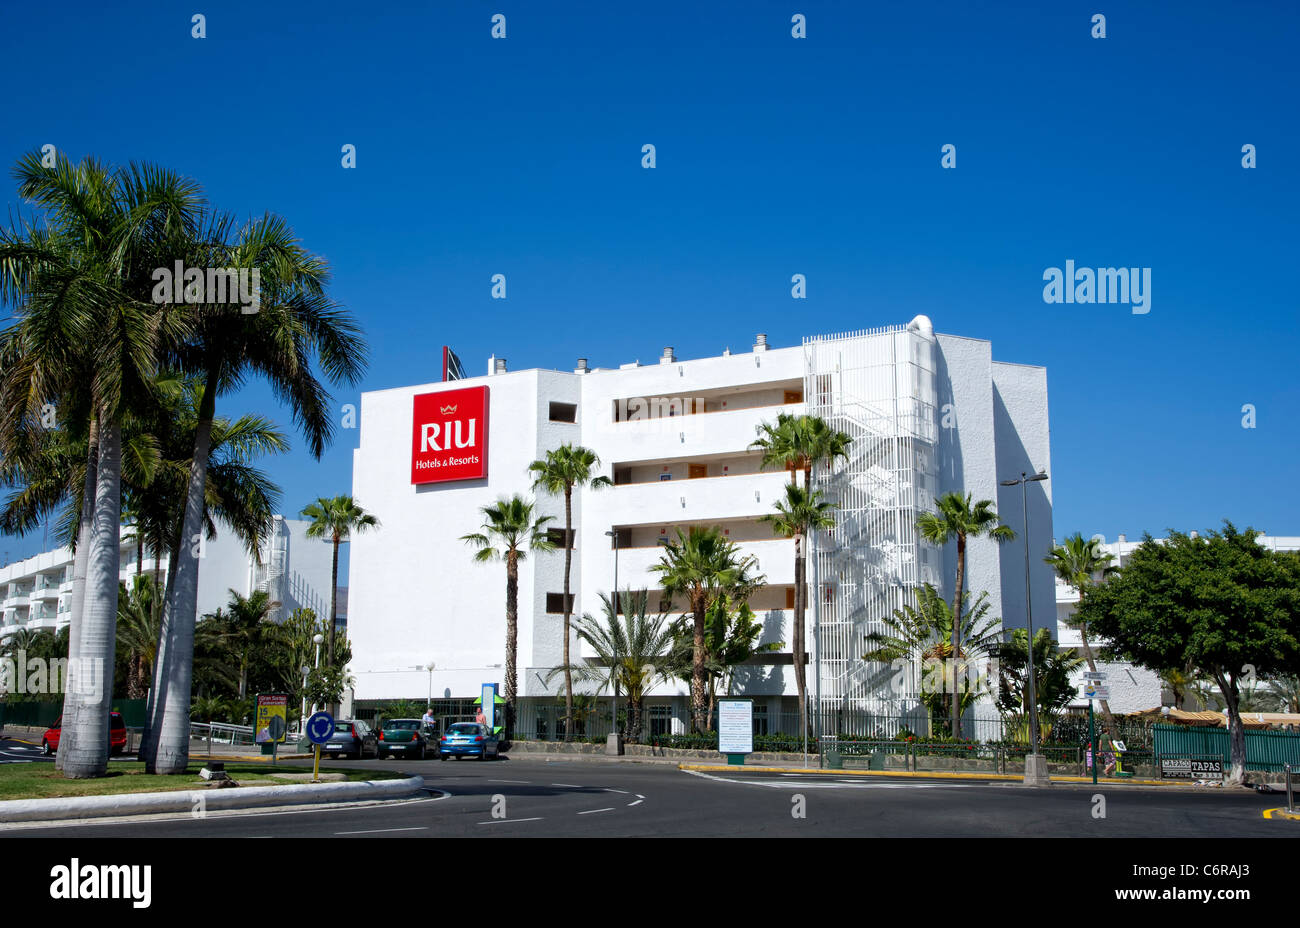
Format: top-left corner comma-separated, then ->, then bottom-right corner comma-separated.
146,372 -> 217,775
326,535 -> 339,716
140,532 -> 181,762
504,550 -> 518,741
691,595 -> 707,733
562,487 -> 574,741
64,419 -> 121,779
1076,618 -> 1116,730
793,537 -> 807,738
57,420 -> 98,772
951,534 -> 966,739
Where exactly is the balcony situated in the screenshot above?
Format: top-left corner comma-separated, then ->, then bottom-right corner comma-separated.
600,403 -> 804,465
616,537 -> 795,589
604,469 -> 792,527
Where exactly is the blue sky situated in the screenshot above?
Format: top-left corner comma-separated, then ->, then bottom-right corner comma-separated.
1,1 -> 1297,568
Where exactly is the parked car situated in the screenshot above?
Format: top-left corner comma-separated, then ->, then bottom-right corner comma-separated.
377,718 -> 437,759
438,722 -> 500,761
323,719 -> 379,759
42,712 -> 127,756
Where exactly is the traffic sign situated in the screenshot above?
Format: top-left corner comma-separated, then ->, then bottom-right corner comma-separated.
267,715 -> 286,741
306,711 -> 335,745
1083,671 -> 1108,681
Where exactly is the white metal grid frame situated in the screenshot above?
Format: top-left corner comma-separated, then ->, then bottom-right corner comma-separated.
804,326 -> 939,735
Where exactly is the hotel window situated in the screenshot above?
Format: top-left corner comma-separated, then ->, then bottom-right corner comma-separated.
549,401 -> 577,423
648,705 -> 672,738
546,593 -> 576,614
546,528 -> 575,549
752,704 -> 769,736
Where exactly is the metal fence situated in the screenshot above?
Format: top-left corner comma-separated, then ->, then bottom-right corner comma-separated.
1153,723 -> 1300,773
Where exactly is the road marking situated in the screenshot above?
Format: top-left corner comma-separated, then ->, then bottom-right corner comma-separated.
628,799 -> 643,806
335,826 -> 429,835
602,788 -> 629,794
577,807 -> 614,815
477,817 -> 543,825
635,794 -> 645,799
551,783 -> 583,788
683,769 -> 970,790
489,778 -> 532,784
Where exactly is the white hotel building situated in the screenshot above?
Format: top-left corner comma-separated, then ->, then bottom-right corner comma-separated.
0,516 -> 336,643
347,316 -> 1057,737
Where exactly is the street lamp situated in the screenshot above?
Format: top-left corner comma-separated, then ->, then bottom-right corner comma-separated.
604,529 -> 622,755
299,663 -> 311,734
425,661 -> 436,710
1000,470 -> 1050,786
310,633 -> 324,717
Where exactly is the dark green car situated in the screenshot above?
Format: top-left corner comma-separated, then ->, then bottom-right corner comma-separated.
377,718 -> 437,760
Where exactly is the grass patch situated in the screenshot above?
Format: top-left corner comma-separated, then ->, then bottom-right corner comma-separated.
0,761 -> 407,802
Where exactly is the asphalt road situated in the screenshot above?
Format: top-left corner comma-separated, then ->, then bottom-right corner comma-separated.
2,752 -> 1293,838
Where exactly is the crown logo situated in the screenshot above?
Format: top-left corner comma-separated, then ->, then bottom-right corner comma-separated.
440,404 -> 457,415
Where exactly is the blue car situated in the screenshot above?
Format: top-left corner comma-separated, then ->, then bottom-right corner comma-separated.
438,722 -> 500,761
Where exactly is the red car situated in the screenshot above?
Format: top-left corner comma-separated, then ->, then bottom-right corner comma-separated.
42,712 -> 127,756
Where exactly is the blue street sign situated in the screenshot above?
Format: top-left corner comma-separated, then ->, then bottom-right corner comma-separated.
307,711 -> 335,745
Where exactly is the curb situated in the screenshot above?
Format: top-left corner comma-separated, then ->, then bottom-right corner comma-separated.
1263,807 -> 1300,821
0,775 -> 424,823
678,763 -> 1185,787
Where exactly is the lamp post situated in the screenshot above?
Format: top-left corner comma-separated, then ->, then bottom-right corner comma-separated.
425,660 -> 436,710
310,633 -> 324,717
299,664 -> 310,734
1000,470 -> 1050,786
604,529 -> 622,754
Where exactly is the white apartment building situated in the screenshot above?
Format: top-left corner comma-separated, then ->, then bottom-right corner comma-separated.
0,516 -> 336,641
347,316 -> 1056,736
1056,533 -> 1300,714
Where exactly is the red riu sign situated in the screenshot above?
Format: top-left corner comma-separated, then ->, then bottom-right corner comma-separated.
412,385 -> 489,484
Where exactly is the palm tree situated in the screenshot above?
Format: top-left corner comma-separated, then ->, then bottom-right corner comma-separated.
560,590 -> 674,742
751,413 -> 851,492
117,574 -> 228,701
528,445 -> 612,740
651,526 -> 763,732
300,495 -> 379,677
217,589 -> 282,699
915,492 -> 1015,738
759,483 -> 835,737
461,496 -> 554,739
146,211 -> 367,775
1044,533 -> 1117,731
863,583 -> 1001,735
664,594 -> 783,727
0,151 -> 203,778
994,628 -> 1086,743
116,575 -> 163,699
0,370 -> 287,763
